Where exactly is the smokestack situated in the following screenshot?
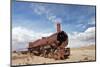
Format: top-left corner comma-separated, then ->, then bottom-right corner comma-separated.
56,22 -> 61,33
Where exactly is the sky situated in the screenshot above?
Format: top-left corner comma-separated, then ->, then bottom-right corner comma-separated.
12,1 -> 96,51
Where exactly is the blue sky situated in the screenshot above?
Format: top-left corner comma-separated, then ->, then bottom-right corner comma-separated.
12,1 -> 96,50
12,1 -> 96,34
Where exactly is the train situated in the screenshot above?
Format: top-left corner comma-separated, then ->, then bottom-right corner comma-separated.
28,22 -> 70,60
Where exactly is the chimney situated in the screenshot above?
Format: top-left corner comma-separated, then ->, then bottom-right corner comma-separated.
56,22 -> 61,33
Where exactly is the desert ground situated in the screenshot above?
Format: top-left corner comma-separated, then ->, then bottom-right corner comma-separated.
11,45 -> 96,66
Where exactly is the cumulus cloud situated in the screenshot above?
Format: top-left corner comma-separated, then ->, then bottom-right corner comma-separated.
68,27 -> 95,48
12,27 -> 52,51
30,3 -> 62,23
12,26 -> 95,51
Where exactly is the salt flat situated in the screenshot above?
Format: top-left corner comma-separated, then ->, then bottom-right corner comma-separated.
11,45 -> 96,66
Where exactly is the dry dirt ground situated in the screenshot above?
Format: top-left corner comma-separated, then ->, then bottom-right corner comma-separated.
11,45 -> 96,66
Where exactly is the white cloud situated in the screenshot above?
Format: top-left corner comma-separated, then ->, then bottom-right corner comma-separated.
31,4 -> 47,15
77,27 -> 95,41
12,26 -> 96,51
30,3 -> 62,23
68,27 -> 95,48
12,27 -> 52,51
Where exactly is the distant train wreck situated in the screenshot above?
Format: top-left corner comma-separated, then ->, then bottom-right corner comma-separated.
28,22 -> 70,60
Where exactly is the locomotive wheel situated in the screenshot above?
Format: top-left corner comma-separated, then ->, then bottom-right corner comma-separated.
33,51 -> 41,56
48,53 -> 53,58
53,48 -> 65,60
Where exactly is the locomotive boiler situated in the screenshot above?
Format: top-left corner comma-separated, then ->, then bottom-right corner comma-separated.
28,22 -> 70,60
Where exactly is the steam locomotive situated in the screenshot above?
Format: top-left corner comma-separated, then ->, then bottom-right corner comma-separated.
28,22 -> 70,60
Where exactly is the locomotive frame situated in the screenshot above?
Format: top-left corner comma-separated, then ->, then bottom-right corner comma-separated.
28,23 -> 70,60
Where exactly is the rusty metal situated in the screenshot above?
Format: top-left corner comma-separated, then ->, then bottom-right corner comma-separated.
28,23 -> 70,60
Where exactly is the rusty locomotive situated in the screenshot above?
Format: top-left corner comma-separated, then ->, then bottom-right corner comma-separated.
28,22 -> 70,60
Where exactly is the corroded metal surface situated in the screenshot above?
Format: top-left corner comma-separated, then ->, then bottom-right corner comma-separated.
28,23 -> 70,60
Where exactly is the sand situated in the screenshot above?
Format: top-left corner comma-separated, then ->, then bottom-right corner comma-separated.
11,45 -> 96,66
